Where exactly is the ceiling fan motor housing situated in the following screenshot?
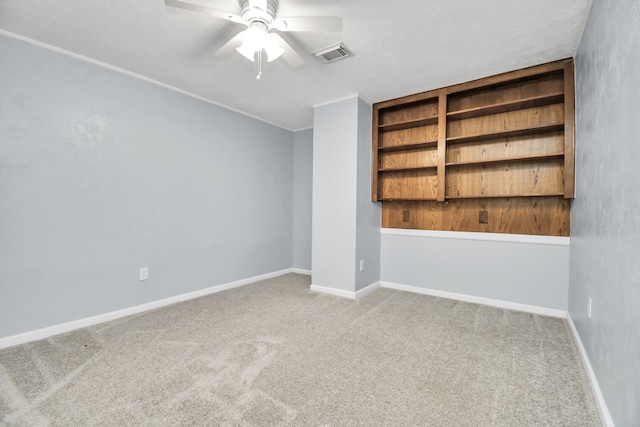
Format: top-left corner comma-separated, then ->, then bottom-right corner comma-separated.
239,0 -> 279,25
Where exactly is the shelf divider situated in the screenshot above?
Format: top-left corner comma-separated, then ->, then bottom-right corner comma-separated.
437,90 -> 447,201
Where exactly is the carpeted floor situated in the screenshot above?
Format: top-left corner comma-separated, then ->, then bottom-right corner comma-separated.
0,273 -> 600,426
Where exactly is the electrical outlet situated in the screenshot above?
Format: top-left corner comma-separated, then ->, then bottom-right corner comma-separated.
359,259 -> 365,272
587,297 -> 592,319
140,267 -> 149,281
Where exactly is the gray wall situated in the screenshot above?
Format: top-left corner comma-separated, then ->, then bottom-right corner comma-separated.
354,98 -> 381,291
381,234 -> 570,310
570,0 -> 640,425
0,35 -> 294,338
292,129 -> 312,271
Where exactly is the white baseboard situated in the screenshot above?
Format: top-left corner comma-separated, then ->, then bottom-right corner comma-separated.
0,268 -> 297,350
567,314 -> 614,427
291,268 -> 312,275
310,281 -> 380,300
380,281 -> 567,318
356,281 -> 381,298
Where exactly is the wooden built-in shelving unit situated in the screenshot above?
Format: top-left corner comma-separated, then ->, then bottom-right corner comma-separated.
372,59 -> 575,236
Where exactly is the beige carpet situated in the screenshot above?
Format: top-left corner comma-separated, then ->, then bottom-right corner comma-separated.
0,273 -> 600,426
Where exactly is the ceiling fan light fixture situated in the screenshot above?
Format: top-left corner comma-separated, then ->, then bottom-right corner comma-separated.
235,22 -> 283,63
236,25 -> 267,62
264,34 -> 284,62
236,42 -> 257,62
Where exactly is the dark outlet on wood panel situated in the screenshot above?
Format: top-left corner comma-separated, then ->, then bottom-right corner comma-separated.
479,210 -> 489,224
403,210 -> 410,222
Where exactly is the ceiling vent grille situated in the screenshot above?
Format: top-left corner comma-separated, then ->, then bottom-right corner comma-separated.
313,43 -> 350,64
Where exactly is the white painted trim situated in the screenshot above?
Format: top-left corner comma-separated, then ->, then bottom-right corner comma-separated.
0,29 -> 292,132
291,268 -> 312,275
313,93 -> 360,109
310,281 -> 380,300
380,281 -> 567,318
310,284 -> 356,299
0,269 -> 295,350
292,125 -> 314,133
382,228 -> 570,246
567,315 -> 615,427
356,281 -> 381,299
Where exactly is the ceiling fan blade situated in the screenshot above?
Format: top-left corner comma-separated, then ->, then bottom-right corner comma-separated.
269,33 -> 304,68
213,31 -> 246,57
164,0 -> 246,25
271,16 -> 343,32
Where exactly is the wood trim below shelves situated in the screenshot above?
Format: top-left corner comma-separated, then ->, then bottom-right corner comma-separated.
378,197 -> 438,201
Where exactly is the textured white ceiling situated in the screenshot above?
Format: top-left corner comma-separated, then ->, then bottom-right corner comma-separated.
0,0 -> 592,130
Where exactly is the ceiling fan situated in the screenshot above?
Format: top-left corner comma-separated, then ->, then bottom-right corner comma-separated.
165,0 -> 343,78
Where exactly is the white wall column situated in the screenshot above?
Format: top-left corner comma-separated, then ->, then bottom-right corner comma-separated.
311,95 -> 380,298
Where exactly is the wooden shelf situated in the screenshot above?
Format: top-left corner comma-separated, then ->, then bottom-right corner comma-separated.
379,166 -> 437,173
446,123 -> 564,145
378,140 -> 438,152
445,152 -> 564,167
372,59 -> 575,235
445,192 -> 564,200
379,116 -> 438,132
446,93 -> 564,121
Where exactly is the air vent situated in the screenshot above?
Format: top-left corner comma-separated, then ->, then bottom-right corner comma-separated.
313,43 -> 350,64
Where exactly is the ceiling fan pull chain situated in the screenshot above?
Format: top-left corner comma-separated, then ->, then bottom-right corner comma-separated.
257,49 -> 263,80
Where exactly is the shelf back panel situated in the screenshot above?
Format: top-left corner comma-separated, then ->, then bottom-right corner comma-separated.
380,149 -> 438,170
380,125 -> 438,149
445,159 -> 565,198
379,170 -> 438,200
379,100 -> 438,126
446,132 -> 564,164
447,71 -> 564,113
447,104 -> 565,139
